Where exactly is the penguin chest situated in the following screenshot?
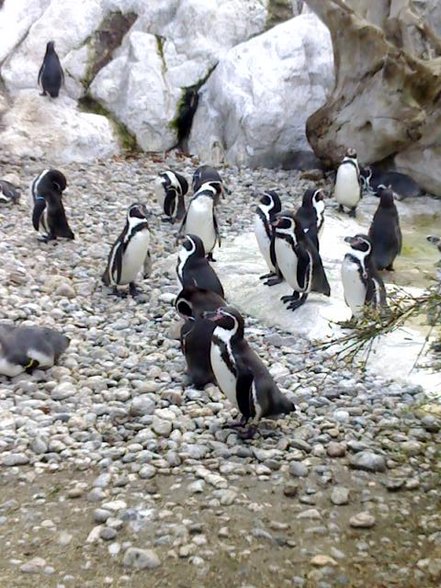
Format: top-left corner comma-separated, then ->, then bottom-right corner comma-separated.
275,239 -> 300,291
0,357 -> 24,377
254,215 -> 274,271
120,230 -> 150,284
185,200 -> 216,253
334,166 -> 360,208
153,177 -> 166,209
210,342 -> 238,408
341,257 -> 366,316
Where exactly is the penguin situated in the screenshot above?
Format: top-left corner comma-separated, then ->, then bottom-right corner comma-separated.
102,203 -> 151,297
368,186 -> 402,271
272,211 -> 331,311
341,234 -> 387,318
295,188 -> 326,251
38,41 -> 64,98
154,170 -> 188,223
0,323 -> 70,378
174,287 -> 227,390
176,234 -> 225,297
203,306 -> 295,437
31,169 -> 74,241
360,166 -> 423,199
177,182 -> 221,261
254,190 -> 284,286
0,180 -> 20,205
192,165 -> 224,205
427,235 -> 441,254
334,148 -> 362,217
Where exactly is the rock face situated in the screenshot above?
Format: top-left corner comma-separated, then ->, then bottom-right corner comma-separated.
304,0 -> 441,196
188,14 -> 334,168
0,92 -> 120,163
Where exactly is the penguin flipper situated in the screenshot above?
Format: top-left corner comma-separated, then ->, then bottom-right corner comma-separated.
38,63 -> 44,86
294,246 -> 311,291
176,209 -> 188,243
213,212 -> 221,247
32,199 -> 46,231
236,367 -> 254,421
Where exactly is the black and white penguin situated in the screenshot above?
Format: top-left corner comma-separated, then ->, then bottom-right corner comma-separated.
0,180 -> 20,205
295,188 -> 326,251
203,306 -> 295,437
174,287 -> 227,390
427,235 -> 441,254
368,186 -> 402,271
192,165 -> 224,205
254,190 -> 283,286
102,203 -> 151,297
31,169 -> 74,241
334,148 -> 362,217
176,234 -> 225,297
154,170 -> 188,223
0,323 -> 70,378
341,234 -> 387,318
38,41 -> 64,98
177,182 -> 221,261
272,211 -> 331,311
360,166 -> 423,199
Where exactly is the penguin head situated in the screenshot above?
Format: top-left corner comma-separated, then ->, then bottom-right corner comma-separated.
344,234 -> 372,257
175,286 -> 226,320
302,188 -> 325,209
36,169 -> 67,196
377,185 -> 396,206
345,147 -> 357,159
192,165 -> 222,192
46,41 -> 56,52
127,202 -> 148,221
202,306 -> 244,339
272,211 -> 301,241
259,190 -> 282,214
427,235 -> 441,253
181,234 -> 205,258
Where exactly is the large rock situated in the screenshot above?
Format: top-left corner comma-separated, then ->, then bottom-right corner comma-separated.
0,92 -> 120,163
188,13 -> 334,167
304,0 -> 441,196
90,0 -> 268,151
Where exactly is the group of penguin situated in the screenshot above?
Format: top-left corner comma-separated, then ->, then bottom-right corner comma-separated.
0,146 -> 437,435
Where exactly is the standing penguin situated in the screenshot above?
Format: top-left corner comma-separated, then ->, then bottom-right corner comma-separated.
31,169 -> 74,241
254,190 -> 283,286
203,306 -> 295,437
334,148 -> 362,217
368,186 -> 402,271
295,188 -> 326,251
38,41 -> 64,98
177,234 -> 225,297
0,323 -> 70,377
177,182 -> 221,261
154,170 -> 188,223
272,211 -> 331,311
341,234 -> 387,318
102,203 -> 151,297
192,165 -> 224,205
175,287 -> 227,390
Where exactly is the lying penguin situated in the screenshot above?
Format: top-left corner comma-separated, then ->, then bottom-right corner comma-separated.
203,306 -> 295,437
0,180 -> 20,205
0,323 -> 70,377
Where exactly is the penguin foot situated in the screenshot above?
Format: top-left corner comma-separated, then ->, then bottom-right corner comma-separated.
129,282 -> 143,298
287,294 -> 307,311
259,272 -> 274,280
161,216 -> 174,224
207,253 -> 217,262
338,205 -> 344,213
348,208 -> 357,218
281,292 -> 300,304
264,276 -> 283,287
238,425 -> 258,440
40,91 -> 47,96
385,265 -> 395,271
111,287 -> 127,298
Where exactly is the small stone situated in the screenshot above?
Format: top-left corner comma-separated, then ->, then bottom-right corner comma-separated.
289,461 -> 308,477
123,547 -> 161,570
349,512 -> 376,529
330,487 -> 349,506
2,453 -> 29,466
129,397 -> 155,417
297,509 -> 321,520
101,500 -> 127,512
421,415 -> 440,433
152,416 -> 172,437
20,557 -> 46,574
311,555 -> 338,567
384,478 -> 405,492
283,483 -> 299,498
139,465 -> 156,479
100,527 -> 118,541
349,451 -> 386,473
219,490 -> 237,506
327,442 -> 346,458
51,382 -> 76,401
55,283 -> 76,298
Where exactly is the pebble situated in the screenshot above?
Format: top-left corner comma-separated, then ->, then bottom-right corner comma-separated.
349,512 -> 376,529
330,487 -> 350,505
311,555 -> 338,567
349,451 -> 386,473
327,442 -> 346,458
289,461 -> 309,477
123,547 -> 161,569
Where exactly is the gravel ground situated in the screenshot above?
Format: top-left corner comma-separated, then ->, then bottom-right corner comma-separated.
0,153 -> 440,587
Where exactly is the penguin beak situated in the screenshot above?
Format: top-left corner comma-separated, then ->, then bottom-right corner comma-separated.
344,236 -> 357,245
201,308 -> 224,322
